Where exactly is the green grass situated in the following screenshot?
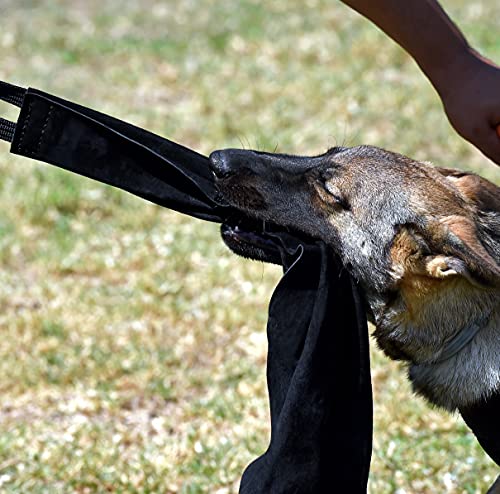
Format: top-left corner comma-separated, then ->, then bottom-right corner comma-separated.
0,0 -> 499,492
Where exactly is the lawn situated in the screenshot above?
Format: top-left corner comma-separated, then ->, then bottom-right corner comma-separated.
0,0 -> 499,492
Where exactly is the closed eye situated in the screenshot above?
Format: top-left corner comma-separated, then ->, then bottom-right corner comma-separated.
328,192 -> 350,209
323,181 -> 350,210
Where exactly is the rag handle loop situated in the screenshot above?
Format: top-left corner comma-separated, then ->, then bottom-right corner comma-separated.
0,81 -> 27,143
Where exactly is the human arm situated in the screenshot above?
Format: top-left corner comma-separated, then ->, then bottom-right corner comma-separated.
340,0 -> 500,165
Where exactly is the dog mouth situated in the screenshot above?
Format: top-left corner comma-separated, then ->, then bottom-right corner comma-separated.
211,160 -> 312,265
220,216 -> 311,265
220,217 -> 283,265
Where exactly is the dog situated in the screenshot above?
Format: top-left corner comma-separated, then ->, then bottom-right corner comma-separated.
209,145 -> 499,491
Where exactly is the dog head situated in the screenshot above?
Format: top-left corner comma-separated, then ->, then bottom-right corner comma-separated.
210,146 -> 500,363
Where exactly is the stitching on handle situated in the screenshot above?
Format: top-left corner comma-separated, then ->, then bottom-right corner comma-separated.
33,104 -> 54,156
17,100 -> 33,153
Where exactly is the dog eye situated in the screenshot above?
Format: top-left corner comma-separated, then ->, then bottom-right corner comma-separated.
329,193 -> 349,209
322,181 -> 349,209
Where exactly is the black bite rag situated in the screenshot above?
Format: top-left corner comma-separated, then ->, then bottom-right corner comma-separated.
0,80 -> 373,492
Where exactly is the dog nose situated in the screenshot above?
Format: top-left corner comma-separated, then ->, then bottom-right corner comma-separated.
209,150 -> 233,178
208,151 -> 230,178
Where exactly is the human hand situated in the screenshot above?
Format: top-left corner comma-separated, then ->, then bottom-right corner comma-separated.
438,54 -> 500,166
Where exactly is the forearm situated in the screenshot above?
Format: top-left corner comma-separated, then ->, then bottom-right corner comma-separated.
341,0 -> 500,164
340,0 -> 478,95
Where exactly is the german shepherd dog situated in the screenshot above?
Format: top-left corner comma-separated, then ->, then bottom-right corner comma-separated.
209,145 -> 500,491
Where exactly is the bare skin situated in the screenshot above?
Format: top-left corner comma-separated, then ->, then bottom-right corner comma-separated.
341,0 -> 500,166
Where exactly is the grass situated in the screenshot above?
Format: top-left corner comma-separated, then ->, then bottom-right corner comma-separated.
0,0 -> 499,492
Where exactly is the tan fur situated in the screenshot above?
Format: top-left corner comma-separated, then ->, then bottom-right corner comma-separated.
438,168 -> 500,211
378,170 -> 500,410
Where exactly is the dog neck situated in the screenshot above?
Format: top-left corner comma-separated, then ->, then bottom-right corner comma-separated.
370,285 -> 500,411
432,309 -> 492,365
408,309 -> 499,411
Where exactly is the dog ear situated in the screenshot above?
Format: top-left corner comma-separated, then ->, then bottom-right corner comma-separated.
426,169 -> 500,287
425,215 -> 500,288
436,168 -> 500,213
424,255 -> 468,278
